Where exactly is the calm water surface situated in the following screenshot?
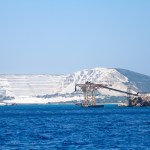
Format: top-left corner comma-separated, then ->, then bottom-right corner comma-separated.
0,104 -> 150,150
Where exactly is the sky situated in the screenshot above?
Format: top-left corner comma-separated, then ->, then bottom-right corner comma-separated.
0,0 -> 150,75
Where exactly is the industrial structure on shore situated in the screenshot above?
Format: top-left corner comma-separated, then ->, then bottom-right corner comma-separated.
75,82 -> 150,107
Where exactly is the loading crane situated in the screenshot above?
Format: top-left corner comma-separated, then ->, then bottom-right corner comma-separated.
75,81 -> 139,107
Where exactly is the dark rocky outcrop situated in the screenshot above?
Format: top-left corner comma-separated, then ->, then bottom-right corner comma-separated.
132,97 -> 150,107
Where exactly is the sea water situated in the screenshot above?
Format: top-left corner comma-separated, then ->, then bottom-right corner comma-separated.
0,104 -> 150,149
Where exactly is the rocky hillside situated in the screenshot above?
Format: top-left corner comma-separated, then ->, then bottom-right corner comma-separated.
0,68 -> 150,100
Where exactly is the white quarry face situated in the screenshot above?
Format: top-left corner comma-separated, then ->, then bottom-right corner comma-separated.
0,67 -> 150,103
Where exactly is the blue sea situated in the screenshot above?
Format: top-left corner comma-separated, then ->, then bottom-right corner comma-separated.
0,104 -> 150,150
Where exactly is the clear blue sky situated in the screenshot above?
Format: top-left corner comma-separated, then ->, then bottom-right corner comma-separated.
0,0 -> 150,75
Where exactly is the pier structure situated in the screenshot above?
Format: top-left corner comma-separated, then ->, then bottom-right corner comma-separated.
76,82 -> 102,106
75,82 -> 138,107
